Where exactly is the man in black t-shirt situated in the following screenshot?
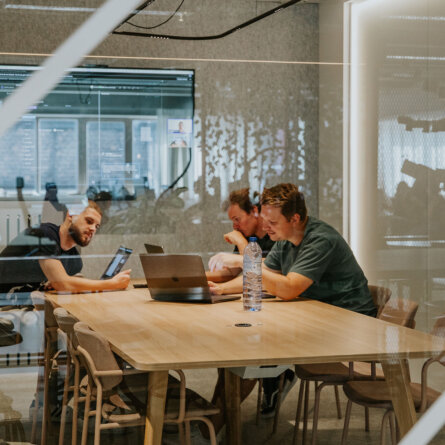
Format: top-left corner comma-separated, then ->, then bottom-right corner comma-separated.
0,201 -> 130,301
0,224 -> 82,297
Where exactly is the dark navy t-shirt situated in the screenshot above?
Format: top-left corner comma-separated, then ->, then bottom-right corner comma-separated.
233,233 -> 275,258
0,223 -> 82,294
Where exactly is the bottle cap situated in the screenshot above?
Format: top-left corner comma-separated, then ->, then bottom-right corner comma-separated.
248,236 -> 258,242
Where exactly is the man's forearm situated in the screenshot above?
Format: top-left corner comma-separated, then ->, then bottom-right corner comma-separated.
50,275 -> 118,292
262,268 -> 307,300
219,274 -> 243,294
235,239 -> 248,255
40,258 -> 129,293
206,268 -> 240,283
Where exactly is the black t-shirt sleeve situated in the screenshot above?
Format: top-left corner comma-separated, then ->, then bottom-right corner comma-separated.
29,226 -> 60,257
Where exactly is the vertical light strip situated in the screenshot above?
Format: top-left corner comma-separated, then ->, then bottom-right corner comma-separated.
343,1 -> 353,242
0,0 -> 144,139
347,0 -> 378,266
349,1 -> 360,254
347,0 -> 382,276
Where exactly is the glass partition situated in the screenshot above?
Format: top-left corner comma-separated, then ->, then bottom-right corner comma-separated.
0,0 -> 444,444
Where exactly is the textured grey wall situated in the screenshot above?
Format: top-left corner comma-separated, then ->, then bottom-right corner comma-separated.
0,1 -> 319,260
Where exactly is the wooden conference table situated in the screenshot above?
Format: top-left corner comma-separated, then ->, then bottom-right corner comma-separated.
46,288 -> 445,445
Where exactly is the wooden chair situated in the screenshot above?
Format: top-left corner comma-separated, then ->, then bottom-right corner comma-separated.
73,321 -> 219,445
52,308 -> 81,445
347,286 -> 392,379
30,292 -> 65,445
254,286 -> 392,438
292,293 -> 418,445
341,313 -> 445,445
368,285 -> 392,318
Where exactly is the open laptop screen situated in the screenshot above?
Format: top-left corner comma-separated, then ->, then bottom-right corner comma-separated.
144,243 -> 164,254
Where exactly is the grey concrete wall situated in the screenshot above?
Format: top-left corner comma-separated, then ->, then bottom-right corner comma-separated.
0,1 -> 319,259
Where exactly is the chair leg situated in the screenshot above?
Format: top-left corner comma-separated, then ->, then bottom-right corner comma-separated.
177,422 -> 186,445
72,360 -> 80,445
184,420 -> 191,445
311,382 -> 328,445
293,378 -> 305,445
198,417 -> 218,445
273,372 -> 286,434
59,351 -> 72,445
94,386 -> 103,445
381,409 -> 392,445
334,385 -> 342,419
302,380 -> 310,445
389,410 -> 396,445
41,335 -> 51,445
256,378 -> 263,425
340,399 -> 352,445
30,377 -> 42,444
365,406 -> 370,431
392,411 -> 401,443
81,385 -> 91,445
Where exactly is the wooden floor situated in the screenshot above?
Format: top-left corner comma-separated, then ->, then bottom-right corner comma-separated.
2,364 -> 445,445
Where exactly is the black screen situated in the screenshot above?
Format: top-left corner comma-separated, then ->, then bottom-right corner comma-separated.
101,246 -> 132,280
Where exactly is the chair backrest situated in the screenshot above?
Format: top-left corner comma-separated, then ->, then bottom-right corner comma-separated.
30,291 -> 56,326
430,314 -> 445,366
379,297 -> 418,328
30,290 -> 45,307
74,322 -> 122,391
368,285 -> 392,318
53,308 -> 80,348
31,291 -> 59,344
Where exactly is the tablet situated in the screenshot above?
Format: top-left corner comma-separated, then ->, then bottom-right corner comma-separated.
100,246 -> 133,280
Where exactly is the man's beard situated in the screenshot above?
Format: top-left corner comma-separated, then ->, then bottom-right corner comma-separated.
68,223 -> 91,247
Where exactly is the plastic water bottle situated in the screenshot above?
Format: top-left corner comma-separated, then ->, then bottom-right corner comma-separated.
243,237 -> 262,311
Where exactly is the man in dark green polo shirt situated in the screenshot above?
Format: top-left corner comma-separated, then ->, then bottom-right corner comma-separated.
256,183 -> 376,415
211,183 -> 375,315
260,183 -> 376,316
205,183 -> 376,425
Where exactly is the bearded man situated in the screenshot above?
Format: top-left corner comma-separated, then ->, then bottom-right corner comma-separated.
0,201 -> 130,299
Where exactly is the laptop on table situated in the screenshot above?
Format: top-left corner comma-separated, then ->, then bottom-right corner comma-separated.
144,243 -> 164,254
139,254 -> 240,304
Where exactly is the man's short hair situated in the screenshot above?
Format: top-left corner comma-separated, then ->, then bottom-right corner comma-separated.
85,200 -> 103,217
261,183 -> 307,222
223,188 -> 259,213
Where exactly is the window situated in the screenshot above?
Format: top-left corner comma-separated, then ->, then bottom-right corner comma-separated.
38,119 -> 79,192
132,120 -> 158,190
0,116 -> 37,192
86,120 -> 126,190
0,66 -> 194,197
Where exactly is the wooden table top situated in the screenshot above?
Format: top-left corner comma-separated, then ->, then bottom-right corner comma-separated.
46,289 -> 445,371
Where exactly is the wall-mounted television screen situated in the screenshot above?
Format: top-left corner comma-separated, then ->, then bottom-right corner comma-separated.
0,66 -> 194,196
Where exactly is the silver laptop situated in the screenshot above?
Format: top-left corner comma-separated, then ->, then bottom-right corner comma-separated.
139,254 -> 240,303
